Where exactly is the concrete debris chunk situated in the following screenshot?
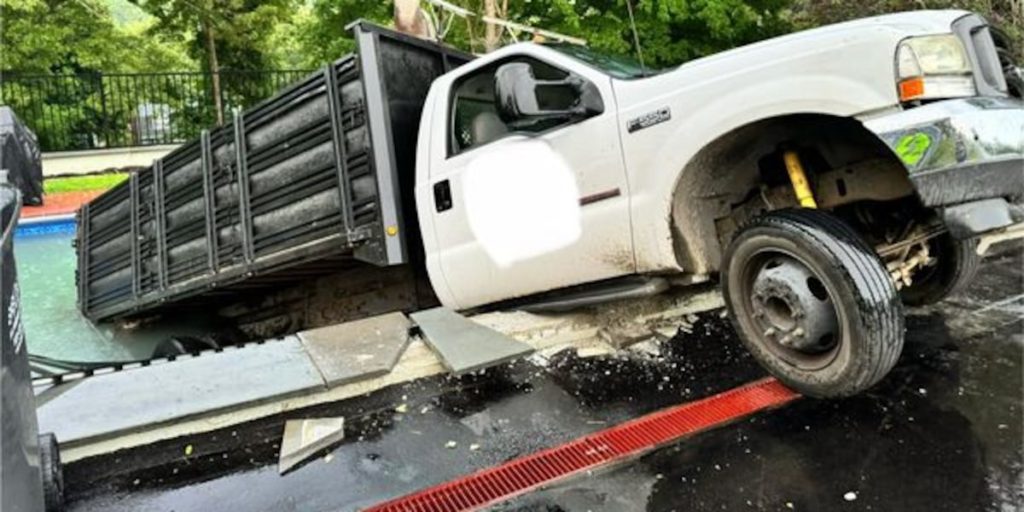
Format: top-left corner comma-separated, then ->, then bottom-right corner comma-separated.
297,312 -> 411,387
597,324 -> 655,349
278,417 -> 345,475
411,307 -> 533,375
575,345 -> 614,359
460,410 -> 494,436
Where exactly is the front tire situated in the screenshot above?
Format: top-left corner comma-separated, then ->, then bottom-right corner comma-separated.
722,209 -> 904,398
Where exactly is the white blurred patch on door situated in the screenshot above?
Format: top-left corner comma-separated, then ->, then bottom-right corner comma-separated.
463,139 -> 581,267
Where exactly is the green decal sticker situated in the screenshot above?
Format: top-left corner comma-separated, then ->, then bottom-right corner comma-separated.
894,132 -> 932,166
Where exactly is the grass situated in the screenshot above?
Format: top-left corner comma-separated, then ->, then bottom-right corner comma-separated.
44,173 -> 129,194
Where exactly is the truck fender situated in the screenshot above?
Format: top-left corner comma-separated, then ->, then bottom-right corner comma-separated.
629,74 -> 896,275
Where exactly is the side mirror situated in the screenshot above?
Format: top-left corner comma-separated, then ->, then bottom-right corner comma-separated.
494,62 -> 603,125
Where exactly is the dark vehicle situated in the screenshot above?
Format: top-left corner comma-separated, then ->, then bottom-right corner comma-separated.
0,108 -> 44,206
2,171 -> 63,512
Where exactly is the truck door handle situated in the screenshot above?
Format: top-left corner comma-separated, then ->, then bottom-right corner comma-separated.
434,180 -> 452,212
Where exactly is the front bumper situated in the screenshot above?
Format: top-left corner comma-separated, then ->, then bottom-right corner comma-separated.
865,97 -> 1024,237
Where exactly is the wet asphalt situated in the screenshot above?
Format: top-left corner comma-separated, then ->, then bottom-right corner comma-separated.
65,243 -> 1022,512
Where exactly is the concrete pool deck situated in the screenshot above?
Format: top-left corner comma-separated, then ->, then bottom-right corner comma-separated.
20,190 -> 103,219
36,286 -> 724,463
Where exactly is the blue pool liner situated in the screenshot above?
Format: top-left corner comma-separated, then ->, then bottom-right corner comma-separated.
15,215 -> 76,238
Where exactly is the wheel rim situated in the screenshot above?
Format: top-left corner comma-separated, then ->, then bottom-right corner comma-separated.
736,249 -> 842,371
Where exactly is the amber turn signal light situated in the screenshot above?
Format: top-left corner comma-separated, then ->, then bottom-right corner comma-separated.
898,77 -> 925,102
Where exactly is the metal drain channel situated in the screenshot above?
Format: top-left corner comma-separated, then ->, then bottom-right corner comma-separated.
366,377 -> 799,512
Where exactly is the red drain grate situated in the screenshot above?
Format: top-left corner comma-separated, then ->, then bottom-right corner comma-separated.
366,377 -> 799,512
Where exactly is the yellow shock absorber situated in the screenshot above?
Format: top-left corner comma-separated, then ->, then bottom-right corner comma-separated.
783,150 -> 817,209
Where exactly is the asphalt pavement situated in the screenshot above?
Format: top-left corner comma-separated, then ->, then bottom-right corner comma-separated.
64,243 -> 1023,512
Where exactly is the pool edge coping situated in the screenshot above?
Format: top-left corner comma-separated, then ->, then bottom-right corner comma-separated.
18,213 -> 76,226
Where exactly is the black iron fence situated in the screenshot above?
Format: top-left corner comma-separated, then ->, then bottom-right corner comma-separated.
0,69 -> 313,152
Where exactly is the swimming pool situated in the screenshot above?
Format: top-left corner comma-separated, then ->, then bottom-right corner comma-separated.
14,217 -> 164,362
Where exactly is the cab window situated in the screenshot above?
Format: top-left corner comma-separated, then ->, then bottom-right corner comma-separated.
449,58 -> 581,156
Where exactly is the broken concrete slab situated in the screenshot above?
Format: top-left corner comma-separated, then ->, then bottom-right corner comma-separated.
297,312 -> 411,387
278,417 -> 345,475
54,287 -> 725,463
410,307 -> 534,375
36,337 -> 325,446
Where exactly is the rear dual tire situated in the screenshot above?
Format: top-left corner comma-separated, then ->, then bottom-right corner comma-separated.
722,209 -> 904,398
900,234 -> 980,306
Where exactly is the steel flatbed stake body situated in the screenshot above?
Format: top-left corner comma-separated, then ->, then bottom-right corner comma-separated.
76,23 -> 471,322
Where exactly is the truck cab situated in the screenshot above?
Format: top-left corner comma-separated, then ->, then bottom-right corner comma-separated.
416,44 -> 638,310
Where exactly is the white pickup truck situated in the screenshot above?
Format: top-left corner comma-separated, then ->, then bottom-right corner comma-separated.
79,10 -> 1023,397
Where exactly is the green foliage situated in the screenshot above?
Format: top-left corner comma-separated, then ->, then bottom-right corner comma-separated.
287,0 -> 393,68
294,0 -> 794,69
1,0 -> 196,151
44,173 -> 129,194
3,0 -> 1020,151
1,0 -> 192,74
131,0 -> 300,71
512,0 -> 795,67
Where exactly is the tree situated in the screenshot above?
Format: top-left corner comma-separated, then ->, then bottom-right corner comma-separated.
130,0 -> 296,124
1,0 -> 191,74
1,0 -> 195,149
289,0 -> 392,69
499,0 -> 794,68
295,0 -> 794,69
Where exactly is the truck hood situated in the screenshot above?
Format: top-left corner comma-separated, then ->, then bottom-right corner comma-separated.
655,10 -> 972,79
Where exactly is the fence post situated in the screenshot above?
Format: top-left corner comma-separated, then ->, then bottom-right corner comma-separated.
216,73 -> 226,126
97,74 -> 111,148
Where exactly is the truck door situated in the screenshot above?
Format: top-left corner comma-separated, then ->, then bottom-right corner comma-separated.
423,54 -> 633,310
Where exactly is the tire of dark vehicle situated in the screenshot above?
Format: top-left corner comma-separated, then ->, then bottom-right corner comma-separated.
900,234 -> 980,306
721,209 -> 905,398
39,432 -> 65,512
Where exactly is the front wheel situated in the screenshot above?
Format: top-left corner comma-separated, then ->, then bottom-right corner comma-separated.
722,209 -> 904,398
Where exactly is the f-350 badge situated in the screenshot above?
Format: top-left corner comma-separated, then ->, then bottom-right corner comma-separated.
627,107 -> 671,133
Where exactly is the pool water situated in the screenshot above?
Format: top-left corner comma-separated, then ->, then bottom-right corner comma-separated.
14,220 -> 162,362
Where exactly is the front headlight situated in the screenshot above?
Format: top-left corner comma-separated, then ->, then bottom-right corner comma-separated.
896,34 -> 975,102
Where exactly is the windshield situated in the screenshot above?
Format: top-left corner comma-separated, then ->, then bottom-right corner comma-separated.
545,43 -> 660,79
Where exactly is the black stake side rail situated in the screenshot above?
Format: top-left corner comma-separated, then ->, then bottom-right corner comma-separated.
76,22 -> 472,322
